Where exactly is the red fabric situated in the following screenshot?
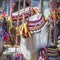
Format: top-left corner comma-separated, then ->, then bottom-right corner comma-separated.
39,48 -> 48,60
57,2 -> 60,8
3,12 -> 7,17
25,32 -> 29,38
4,33 -> 9,43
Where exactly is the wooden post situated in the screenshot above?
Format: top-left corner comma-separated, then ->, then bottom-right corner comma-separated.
10,0 -> 12,18
29,0 -> 33,16
53,9 -> 57,45
22,0 -> 26,23
50,0 -> 57,45
51,0 -> 57,45
15,0 -> 20,54
7,2 -> 9,17
40,0 -> 42,13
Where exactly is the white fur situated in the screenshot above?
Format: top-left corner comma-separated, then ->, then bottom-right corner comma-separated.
20,23 -> 49,60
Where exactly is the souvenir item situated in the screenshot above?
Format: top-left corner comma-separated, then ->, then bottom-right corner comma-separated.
47,45 -> 59,57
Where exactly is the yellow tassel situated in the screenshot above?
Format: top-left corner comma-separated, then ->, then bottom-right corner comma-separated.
23,23 -> 31,38
7,17 -> 12,30
45,17 -> 48,21
15,27 -> 19,31
19,24 -> 23,37
28,31 -> 31,37
34,8 -> 39,14
23,23 -> 28,33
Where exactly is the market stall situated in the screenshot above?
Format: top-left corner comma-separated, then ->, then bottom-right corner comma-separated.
0,0 -> 60,60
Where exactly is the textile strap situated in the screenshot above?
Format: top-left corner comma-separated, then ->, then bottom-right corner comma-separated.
39,47 -> 48,60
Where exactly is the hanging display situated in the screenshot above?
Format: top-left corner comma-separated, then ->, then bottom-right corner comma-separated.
2,0 -> 60,60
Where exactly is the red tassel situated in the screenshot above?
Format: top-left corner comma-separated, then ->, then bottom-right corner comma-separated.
3,12 -> 7,17
4,35 -> 9,43
4,32 -> 9,43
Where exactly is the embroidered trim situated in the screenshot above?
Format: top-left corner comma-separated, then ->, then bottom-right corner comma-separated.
28,16 -> 46,33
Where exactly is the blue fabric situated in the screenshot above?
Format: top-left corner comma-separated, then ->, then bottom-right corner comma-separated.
2,26 -> 7,32
7,54 -> 13,60
15,56 -> 20,60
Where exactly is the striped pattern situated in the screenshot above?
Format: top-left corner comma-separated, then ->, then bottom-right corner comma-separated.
47,46 -> 59,57
28,15 -> 46,33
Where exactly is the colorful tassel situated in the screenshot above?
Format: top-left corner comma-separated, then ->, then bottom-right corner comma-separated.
39,48 -> 48,60
49,9 -> 58,24
14,54 -> 23,60
34,8 -> 39,14
4,32 -> 9,43
23,22 -> 31,38
7,17 -> 12,30
19,24 -> 23,38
